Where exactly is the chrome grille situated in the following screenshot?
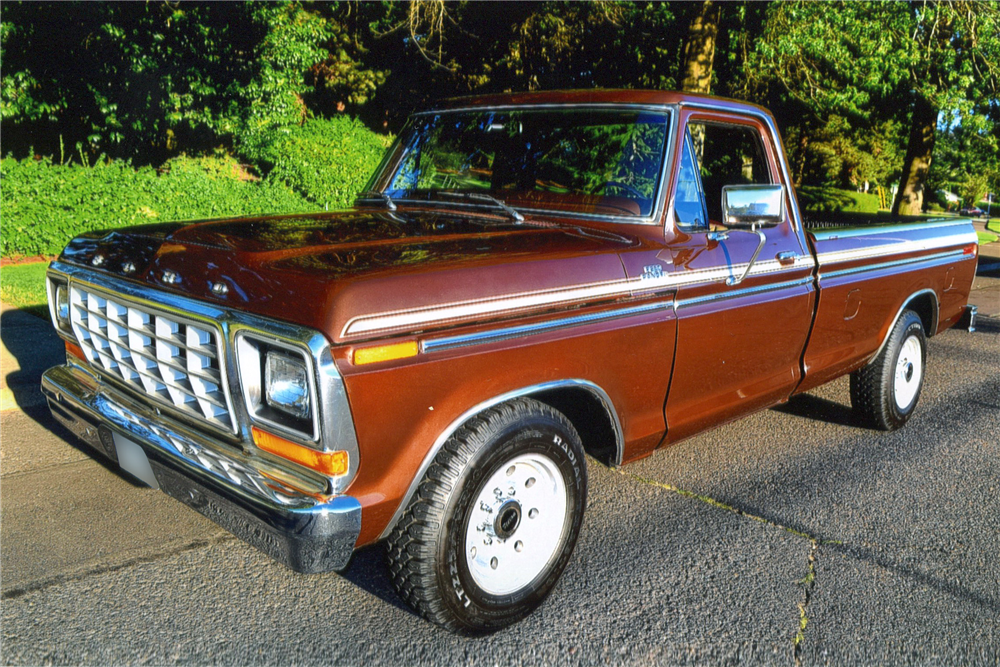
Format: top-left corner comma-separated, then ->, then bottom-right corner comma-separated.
69,286 -> 235,432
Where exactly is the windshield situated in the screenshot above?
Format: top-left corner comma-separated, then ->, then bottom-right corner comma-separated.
377,108 -> 672,219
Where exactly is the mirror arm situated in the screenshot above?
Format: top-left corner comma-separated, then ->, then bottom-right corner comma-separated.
726,225 -> 766,286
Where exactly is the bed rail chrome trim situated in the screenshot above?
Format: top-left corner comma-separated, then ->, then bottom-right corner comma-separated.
815,231 -> 977,267
422,302 -> 671,353
809,218 -> 973,241
378,379 -> 624,540
820,249 -> 969,281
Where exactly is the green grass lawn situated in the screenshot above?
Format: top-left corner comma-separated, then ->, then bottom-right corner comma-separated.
1,262 -> 51,319
978,231 -> 998,244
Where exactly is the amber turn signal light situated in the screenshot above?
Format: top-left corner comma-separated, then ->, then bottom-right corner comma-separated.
252,426 -> 349,476
353,341 -> 418,365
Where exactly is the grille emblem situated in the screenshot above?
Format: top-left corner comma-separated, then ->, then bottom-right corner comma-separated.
162,270 -> 181,285
211,281 -> 229,296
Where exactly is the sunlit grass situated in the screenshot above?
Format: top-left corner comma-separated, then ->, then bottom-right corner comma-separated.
0,262 -> 50,318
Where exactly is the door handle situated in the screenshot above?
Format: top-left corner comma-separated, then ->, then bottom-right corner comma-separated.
776,251 -> 798,265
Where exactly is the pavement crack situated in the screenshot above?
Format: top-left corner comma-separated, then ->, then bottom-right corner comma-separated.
612,467 -> 838,544
1,535 -> 235,601
793,540 -> 819,665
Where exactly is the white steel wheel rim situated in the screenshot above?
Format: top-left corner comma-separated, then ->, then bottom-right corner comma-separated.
464,452 -> 569,596
893,335 -> 923,410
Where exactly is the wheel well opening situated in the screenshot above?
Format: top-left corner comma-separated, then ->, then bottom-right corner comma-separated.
531,387 -> 619,466
905,292 -> 937,337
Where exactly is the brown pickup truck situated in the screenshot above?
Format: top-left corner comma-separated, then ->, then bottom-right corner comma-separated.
41,90 -> 979,633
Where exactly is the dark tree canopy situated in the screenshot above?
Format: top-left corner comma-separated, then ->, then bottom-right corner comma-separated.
3,0 -> 998,208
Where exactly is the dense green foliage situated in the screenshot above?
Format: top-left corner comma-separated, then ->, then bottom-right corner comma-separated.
253,116 -> 393,209
2,0 -> 998,262
0,155 -> 319,257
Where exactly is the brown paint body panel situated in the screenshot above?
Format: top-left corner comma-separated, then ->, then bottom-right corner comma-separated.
51,90 -> 981,550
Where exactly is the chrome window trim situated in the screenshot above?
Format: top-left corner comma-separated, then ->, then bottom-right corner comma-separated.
422,301 -> 671,353
674,276 -> 814,310
676,101 -> 813,263
378,378 -> 624,540
46,261 -> 361,494
374,103 -> 677,227
819,249 -> 969,281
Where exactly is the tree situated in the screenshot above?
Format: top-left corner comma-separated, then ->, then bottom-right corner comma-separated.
746,1 -> 1000,215
679,1 -> 721,95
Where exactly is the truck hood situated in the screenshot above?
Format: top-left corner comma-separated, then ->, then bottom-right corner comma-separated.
60,210 -> 638,342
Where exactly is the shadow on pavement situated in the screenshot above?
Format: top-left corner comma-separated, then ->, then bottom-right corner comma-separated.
772,393 -> 867,428
339,543 -> 416,617
1,308 -> 64,411
1,308 -> 146,486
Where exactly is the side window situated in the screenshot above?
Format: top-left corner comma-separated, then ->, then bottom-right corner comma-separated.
673,130 -> 708,230
689,122 -> 772,225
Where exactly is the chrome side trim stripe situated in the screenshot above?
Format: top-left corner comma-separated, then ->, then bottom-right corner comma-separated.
422,302 -> 670,353
342,257 -> 812,337
809,218 -> 972,241
675,277 -> 813,310
815,230 -> 976,266
820,249 -> 968,281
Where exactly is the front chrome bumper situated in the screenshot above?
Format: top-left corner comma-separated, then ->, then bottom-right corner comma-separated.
41,362 -> 361,573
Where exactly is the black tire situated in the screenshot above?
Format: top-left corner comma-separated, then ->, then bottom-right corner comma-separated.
385,398 -> 587,634
850,309 -> 927,431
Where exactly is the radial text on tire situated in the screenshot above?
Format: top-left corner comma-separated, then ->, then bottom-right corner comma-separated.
385,398 -> 588,634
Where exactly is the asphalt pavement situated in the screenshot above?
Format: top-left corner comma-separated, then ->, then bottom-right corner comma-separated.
2,273 -> 998,665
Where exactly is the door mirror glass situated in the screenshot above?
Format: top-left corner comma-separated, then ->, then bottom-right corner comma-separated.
721,184 -> 785,228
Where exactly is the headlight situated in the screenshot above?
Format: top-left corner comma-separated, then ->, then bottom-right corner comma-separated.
236,334 -> 316,440
46,276 -> 74,336
265,351 -> 310,419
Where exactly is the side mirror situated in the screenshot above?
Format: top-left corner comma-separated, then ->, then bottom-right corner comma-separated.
721,184 -> 785,229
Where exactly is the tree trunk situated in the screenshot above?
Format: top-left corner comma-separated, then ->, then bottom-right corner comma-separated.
680,1 -> 721,94
891,95 -> 937,217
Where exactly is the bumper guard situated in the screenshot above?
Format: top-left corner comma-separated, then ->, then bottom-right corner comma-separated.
41,363 -> 361,573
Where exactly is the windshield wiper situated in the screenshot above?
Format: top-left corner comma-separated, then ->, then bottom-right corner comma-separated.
357,190 -> 397,211
439,191 -> 525,223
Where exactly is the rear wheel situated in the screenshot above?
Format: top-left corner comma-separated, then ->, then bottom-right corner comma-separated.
850,309 -> 927,430
386,398 -> 587,634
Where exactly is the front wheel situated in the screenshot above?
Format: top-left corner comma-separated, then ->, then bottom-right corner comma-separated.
386,398 -> 587,634
850,309 -> 927,430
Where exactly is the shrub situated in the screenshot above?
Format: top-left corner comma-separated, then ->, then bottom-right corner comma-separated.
1,155 -> 319,257
249,116 -> 392,210
797,186 -> 881,215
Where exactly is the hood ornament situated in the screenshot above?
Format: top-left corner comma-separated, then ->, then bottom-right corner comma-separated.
161,270 -> 181,285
